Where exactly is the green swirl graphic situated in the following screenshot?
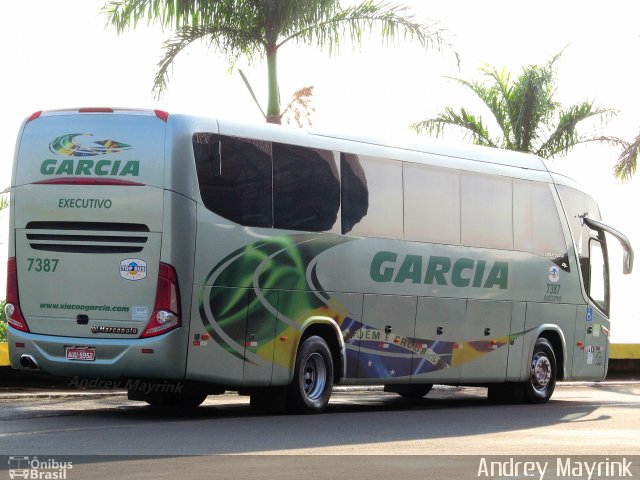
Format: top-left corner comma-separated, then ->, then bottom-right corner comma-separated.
49,133 -> 131,157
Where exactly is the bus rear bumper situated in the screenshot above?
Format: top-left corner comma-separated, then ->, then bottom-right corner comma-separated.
7,328 -> 187,380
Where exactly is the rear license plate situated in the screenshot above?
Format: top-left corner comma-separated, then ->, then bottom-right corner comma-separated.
65,347 -> 96,361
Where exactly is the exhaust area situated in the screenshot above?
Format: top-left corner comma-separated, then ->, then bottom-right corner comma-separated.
20,354 -> 39,370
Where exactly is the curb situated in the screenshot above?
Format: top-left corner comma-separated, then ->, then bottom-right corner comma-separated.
0,390 -> 127,400
0,343 -> 7,366
610,344 -> 640,360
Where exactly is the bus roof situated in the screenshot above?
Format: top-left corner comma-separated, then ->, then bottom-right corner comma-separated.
212,116 -> 552,177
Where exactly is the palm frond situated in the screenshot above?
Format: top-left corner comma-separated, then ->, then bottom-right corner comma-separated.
239,69 -> 267,119
153,23 -> 264,97
535,103 -> 617,158
102,0 -> 241,32
449,74 -> 513,148
614,133 -> 640,182
411,107 -> 496,147
279,0 -> 447,54
479,66 -> 514,142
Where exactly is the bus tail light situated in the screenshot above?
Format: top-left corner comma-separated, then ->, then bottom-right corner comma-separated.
26,111 -> 42,123
5,257 -> 29,332
141,263 -> 181,338
154,110 -> 169,122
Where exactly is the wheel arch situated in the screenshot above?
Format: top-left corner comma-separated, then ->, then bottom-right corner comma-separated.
525,325 -> 567,381
297,316 -> 345,385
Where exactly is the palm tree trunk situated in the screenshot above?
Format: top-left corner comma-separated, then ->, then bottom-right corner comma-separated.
266,47 -> 281,124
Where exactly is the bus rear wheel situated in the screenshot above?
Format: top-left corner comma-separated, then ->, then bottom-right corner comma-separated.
523,337 -> 557,404
287,335 -> 334,414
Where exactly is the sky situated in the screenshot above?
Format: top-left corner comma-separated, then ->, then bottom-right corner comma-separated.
1,0 -> 640,342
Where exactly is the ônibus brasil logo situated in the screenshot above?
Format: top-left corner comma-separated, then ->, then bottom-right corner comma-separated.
41,133 -> 139,177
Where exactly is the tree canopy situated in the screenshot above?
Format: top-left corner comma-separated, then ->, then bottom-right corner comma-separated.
103,0 -> 446,124
411,52 -> 617,160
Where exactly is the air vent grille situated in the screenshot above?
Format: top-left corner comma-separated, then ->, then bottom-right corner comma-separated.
25,222 -> 150,254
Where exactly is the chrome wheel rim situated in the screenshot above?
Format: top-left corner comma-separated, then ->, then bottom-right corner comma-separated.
531,353 -> 552,391
303,353 -> 327,400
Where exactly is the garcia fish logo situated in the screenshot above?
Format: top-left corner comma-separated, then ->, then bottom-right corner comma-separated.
49,133 -> 131,157
42,133 -> 138,176
120,258 -> 147,281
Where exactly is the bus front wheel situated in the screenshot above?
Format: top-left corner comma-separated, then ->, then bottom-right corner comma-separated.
523,337 -> 557,404
287,335 -> 334,414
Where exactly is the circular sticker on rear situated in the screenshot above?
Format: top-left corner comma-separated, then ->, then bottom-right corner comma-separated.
120,258 -> 147,281
548,265 -> 560,283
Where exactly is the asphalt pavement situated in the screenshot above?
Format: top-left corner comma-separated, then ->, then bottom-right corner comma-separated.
1,364 -> 638,399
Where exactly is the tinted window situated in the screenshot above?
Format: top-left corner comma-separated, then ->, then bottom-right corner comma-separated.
193,133 -> 272,227
404,163 -> 461,245
340,153 -> 369,234
341,154 -> 403,239
273,143 -> 339,232
461,173 -> 513,250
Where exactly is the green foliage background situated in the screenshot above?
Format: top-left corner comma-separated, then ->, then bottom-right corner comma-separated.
0,300 -> 7,342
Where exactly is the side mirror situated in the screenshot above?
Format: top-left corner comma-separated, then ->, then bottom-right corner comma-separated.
582,216 -> 634,275
623,249 -> 634,275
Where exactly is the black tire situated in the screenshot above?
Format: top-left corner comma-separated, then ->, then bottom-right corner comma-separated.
523,337 -> 557,404
385,384 -> 433,399
287,335 -> 334,413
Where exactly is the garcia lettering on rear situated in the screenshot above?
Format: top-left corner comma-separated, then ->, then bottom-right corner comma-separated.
370,251 -> 509,289
40,158 -> 139,176
40,133 -> 139,177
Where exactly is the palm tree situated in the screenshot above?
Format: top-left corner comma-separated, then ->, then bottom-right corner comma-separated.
103,0 -> 446,124
411,52 -> 616,160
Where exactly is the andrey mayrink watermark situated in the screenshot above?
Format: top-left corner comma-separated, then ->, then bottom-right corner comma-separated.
477,457 -> 633,480
8,456 -> 72,479
67,377 -> 183,394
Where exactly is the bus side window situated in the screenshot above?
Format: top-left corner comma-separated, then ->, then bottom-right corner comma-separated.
461,172 -> 513,250
341,155 -> 402,239
340,153 -> 369,234
403,162 -> 461,245
513,180 -> 568,267
273,143 -> 340,232
193,133 -> 273,228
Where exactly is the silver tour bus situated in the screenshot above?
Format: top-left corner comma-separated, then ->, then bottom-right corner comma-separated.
5,108 -> 633,412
